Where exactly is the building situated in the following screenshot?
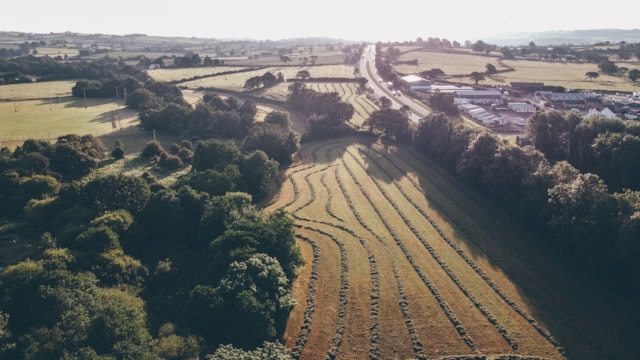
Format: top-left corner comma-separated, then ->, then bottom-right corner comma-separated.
508,102 -> 536,113
399,75 -> 432,92
453,90 -> 502,105
587,107 -> 618,119
543,92 -> 587,109
510,82 -> 545,93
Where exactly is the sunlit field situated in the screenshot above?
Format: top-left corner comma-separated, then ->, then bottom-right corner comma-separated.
267,137 -> 638,360
147,66 -> 251,83
393,48 -> 640,91
0,80 -> 77,100
178,65 -> 356,91
0,96 -> 137,148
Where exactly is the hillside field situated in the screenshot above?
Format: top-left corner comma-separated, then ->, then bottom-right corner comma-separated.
394,48 -> 640,92
266,137 -> 638,360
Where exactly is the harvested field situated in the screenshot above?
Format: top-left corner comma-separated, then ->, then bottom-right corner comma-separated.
266,136 -> 639,360
178,65 -> 356,91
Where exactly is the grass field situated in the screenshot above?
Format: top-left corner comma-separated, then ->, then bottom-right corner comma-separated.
395,49 -> 507,76
266,136 -> 639,360
0,80 -> 77,100
0,96 -> 137,149
393,48 -> 640,92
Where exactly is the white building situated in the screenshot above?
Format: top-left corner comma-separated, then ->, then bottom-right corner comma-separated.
508,102 -> 536,113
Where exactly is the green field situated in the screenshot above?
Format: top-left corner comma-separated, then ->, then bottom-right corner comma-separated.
393,48 -> 640,91
0,96 -> 137,148
0,80 -> 77,100
395,49 -> 506,76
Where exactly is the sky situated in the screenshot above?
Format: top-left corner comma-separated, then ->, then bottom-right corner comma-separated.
3,1 -> 638,43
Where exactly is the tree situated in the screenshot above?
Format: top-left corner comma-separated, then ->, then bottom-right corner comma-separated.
469,71 -> 485,85
547,173 -> 619,267
111,140 -> 125,159
192,140 -> 241,172
629,69 -> 640,82
214,253 -> 295,347
366,108 -> 410,140
81,174 -> 151,215
585,71 -> 600,81
485,63 -> 497,74
295,70 -> 310,79
243,112 -> 300,165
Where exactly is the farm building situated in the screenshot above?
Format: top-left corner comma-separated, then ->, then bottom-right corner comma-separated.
400,75 -> 432,92
453,90 -> 503,104
510,82 -> 545,93
543,92 -> 587,109
508,102 -> 536,113
429,84 -> 473,93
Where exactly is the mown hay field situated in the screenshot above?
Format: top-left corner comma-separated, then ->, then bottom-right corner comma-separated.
177,65 -> 356,91
147,66 -> 251,83
258,82 -> 377,127
266,137 -> 638,360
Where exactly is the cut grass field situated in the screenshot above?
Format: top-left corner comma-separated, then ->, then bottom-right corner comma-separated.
177,65 -> 357,91
266,136 -> 639,360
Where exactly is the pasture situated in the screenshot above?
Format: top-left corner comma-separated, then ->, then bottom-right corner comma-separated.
393,48 -> 640,92
0,95 -> 137,149
395,49 -> 506,76
0,80 -> 77,100
267,137 -> 638,360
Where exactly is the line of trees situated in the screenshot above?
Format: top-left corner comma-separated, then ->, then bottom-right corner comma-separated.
414,112 -> 640,296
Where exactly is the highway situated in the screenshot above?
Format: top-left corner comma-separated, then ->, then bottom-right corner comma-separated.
359,45 -> 431,124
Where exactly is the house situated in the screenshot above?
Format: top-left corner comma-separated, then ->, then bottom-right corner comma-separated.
399,75 -> 432,92
587,107 -> 618,119
453,90 -> 502,104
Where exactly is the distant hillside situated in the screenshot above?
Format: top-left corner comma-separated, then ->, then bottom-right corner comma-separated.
486,28 -> 640,46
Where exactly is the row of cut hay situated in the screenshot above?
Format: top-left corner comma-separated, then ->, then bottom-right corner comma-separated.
337,148 -> 478,353
376,143 -> 609,359
325,143 -> 469,358
332,162 -> 424,360
295,151 -> 378,358
289,141 -> 416,359
366,144 -> 568,356
345,147 -> 519,351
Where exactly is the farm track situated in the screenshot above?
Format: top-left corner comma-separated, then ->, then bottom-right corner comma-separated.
268,136 -> 636,359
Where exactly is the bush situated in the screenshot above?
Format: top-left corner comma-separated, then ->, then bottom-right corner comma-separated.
160,153 -> 184,170
141,140 -> 164,158
111,146 -> 125,160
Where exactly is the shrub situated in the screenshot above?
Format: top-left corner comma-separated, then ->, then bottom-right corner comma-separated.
141,140 -> 164,158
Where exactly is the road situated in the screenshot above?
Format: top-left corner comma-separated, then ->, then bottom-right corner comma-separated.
359,45 -> 431,124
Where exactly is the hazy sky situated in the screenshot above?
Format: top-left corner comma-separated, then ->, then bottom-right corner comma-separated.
4,1 -> 638,42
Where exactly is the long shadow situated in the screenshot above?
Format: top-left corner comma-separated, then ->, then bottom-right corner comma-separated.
403,145 -> 640,359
